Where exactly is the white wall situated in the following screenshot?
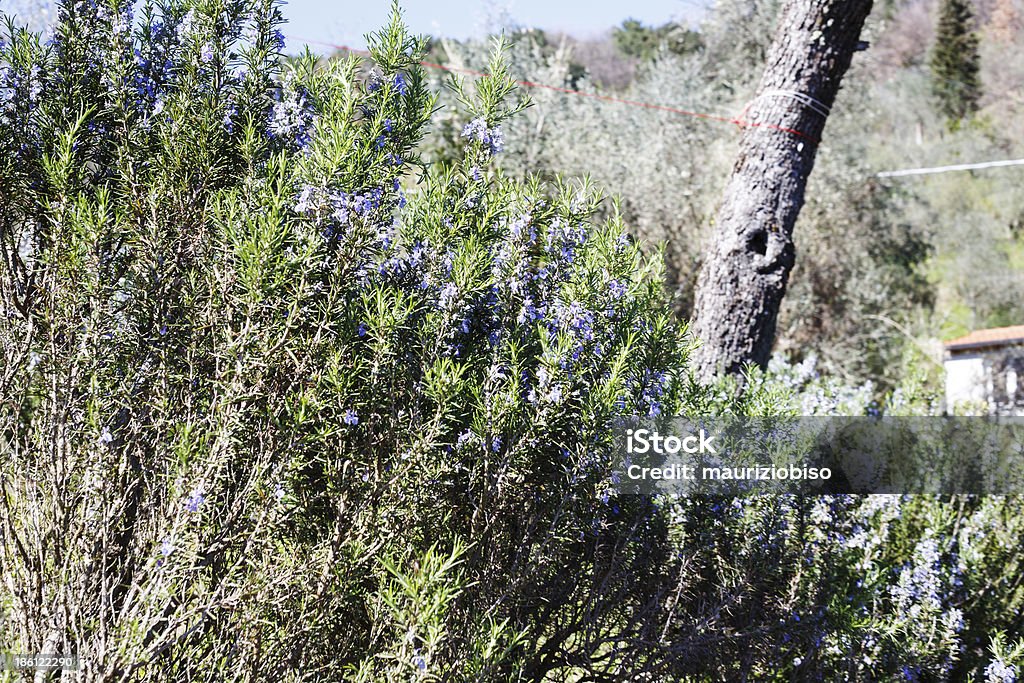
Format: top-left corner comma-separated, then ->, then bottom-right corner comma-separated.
944,354 -> 988,413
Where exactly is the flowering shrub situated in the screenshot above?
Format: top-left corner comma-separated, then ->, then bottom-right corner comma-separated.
1,2 -> 1023,681
0,1 -> 697,678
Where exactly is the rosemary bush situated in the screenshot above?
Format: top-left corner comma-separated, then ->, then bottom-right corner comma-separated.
1,2 -> 1022,681
0,1 -> 698,678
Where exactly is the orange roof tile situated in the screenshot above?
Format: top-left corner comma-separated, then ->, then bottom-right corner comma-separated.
944,324 -> 1024,351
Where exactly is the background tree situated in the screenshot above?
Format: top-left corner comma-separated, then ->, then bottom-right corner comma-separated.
612,18 -> 703,61
930,0 -> 982,122
690,0 -> 874,380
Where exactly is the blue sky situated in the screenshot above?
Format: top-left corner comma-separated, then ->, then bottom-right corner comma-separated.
281,0 -> 709,53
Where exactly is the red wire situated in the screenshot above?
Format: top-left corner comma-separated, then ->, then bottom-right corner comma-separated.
286,35 -> 818,143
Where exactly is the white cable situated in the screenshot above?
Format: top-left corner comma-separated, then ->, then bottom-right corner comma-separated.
877,158 -> 1024,178
757,89 -> 831,118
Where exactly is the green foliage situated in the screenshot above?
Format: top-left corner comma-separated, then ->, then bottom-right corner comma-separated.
612,18 -> 703,61
930,0 -> 982,123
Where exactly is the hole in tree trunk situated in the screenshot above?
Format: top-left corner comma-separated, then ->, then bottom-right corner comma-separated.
747,229 -> 768,256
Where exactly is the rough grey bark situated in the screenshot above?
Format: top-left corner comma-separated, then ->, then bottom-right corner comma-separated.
691,0 -> 873,381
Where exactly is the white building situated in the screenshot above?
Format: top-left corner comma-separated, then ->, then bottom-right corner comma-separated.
944,325 -> 1024,416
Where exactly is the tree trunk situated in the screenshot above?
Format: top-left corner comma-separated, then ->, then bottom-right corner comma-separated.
691,0 -> 873,381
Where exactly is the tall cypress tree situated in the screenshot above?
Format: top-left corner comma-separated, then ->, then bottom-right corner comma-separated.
930,0 -> 982,122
